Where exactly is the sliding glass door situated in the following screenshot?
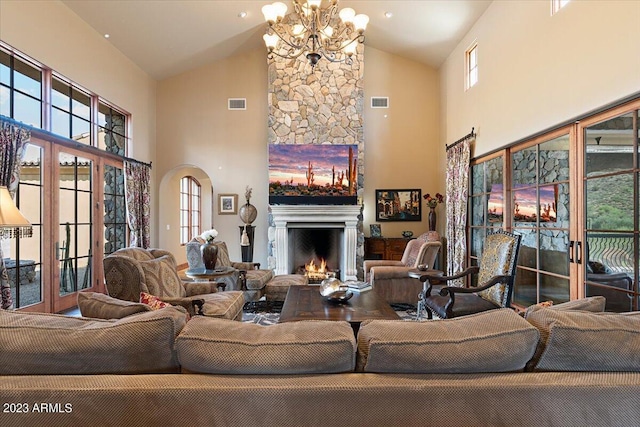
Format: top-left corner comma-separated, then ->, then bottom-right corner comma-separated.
581,107 -> 638,312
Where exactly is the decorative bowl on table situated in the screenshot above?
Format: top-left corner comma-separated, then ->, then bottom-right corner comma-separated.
402,231 -> 414,238
319,277 -> 353,303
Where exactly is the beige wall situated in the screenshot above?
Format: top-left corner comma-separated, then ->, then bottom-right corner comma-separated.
156,46 -> 442,267
0,0 -> 158,242
363,47 -> 442,238
440,0 -> 640,159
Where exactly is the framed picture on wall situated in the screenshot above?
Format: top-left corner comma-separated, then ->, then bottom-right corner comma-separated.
370,223 -> 382,237
218,194 -> 238,215
375,189 -> 422,222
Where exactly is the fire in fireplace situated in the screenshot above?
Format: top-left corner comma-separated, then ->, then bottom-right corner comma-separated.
298,258 -> 338,284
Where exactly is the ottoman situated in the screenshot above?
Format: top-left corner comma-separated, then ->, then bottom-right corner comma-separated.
265,274 -> 309,302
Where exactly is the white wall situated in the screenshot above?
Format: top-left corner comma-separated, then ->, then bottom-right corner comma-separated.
441,0 -> 640,158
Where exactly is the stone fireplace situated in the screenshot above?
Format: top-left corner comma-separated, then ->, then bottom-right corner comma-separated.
268,205 -> 362,281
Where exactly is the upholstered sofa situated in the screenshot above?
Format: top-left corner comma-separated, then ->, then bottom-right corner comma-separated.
2,296 -> 640,427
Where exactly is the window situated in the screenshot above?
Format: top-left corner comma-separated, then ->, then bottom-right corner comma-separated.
1,43 -> 132,311
466,43 -> 478,90
180,176 -> 201,244
0,50 -> 42,128
551,0 -> 570,15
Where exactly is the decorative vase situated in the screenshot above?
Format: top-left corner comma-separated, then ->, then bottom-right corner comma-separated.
428,207 -> 437,231
200,241 -> 218,271
239,203 -> 258,225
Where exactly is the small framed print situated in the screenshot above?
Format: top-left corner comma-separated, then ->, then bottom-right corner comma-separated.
370,223 -> 382,237
218,194 -> 238,215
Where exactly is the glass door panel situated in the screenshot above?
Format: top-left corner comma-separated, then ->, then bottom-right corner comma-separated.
512,134 -> 571,306
583,110 -> 638,312
9,143 -> 43,309
55,148 -> 95,311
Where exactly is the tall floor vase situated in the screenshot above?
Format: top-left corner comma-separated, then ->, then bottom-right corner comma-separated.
428,207 -> 437,231
201,241 -> 218,271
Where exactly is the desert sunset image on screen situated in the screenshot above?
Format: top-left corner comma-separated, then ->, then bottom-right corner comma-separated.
269,144 -> 357,204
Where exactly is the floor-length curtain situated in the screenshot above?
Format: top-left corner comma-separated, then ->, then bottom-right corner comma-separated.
445,139 -> 471,281
124,161 -> 151,248
0,120 -> 31,309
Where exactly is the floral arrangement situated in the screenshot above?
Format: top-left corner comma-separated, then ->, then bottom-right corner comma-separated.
424,193 -> 444,209
200,229 -> 218,243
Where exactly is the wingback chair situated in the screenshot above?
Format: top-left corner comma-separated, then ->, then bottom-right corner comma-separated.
186,238 -> 273,302
103,247 -> 244,320
414,229 -> 521,319
364,232 -> 442,304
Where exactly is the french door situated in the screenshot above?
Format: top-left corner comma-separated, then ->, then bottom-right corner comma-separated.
578,103 -> 639,312
10,138 -> 126,312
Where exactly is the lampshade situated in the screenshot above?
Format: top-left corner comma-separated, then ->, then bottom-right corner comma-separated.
0,186 -> 32,239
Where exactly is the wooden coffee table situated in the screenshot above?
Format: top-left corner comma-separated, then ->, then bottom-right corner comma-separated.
279,285 -> 400,335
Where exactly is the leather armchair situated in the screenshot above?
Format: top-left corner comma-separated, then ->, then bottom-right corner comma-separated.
186,238 -> 273,302
103,247 -> 242,318
364,232 -> 442,304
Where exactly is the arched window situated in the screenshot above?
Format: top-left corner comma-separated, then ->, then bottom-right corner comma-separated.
180,176 -> 201,244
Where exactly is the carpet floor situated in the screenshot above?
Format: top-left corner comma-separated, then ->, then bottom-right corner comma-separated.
242,301 -> 420,326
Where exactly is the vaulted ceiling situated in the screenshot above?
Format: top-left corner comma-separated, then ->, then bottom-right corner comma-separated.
61,0 -> 492,80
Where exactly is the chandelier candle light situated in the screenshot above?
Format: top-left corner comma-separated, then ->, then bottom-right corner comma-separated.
262,0 -> 369,67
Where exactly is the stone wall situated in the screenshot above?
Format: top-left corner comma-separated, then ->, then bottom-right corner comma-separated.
266,44 -> 366,278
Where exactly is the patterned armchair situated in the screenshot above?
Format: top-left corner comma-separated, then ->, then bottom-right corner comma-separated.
186,238 -> 273,302
364,232 -> 442,304
415,230 -> 521,319
103,247 -> 243,319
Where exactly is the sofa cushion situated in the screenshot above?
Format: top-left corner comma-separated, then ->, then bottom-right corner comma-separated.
526,308 -> 640,372
176,318 -> 356,374
138,255 -> 185,298
200,291 -> 245,320
245,269 -> 274,290
78,291 -> 151,319
0,307 -> 187,375
357,308 -> 539,373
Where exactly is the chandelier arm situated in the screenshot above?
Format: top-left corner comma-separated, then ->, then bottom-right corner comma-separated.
269,25 -> 306,51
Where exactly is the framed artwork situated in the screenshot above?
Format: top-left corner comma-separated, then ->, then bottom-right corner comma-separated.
218,194 -> 238,215
375,189 -> 422,222
370,223 -> 382,237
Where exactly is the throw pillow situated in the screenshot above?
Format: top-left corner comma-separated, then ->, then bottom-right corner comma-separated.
140,292 -> 171,310
141,292 -> 190,321
137,255 -> 185,297
78,292 -> 151,319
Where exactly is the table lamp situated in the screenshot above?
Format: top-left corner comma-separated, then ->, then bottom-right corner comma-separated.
0,185 -> 32,238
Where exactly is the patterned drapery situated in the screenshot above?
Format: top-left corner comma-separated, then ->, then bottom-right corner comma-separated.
124,161 -> 151,248
445,139 -> 471,282
0,120 -> 31,309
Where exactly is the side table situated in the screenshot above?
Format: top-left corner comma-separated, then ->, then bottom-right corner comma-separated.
408,268 -> 443,320
185,266 -> 238,292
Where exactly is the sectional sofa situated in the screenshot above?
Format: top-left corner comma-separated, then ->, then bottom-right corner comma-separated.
1,296 -> 640,427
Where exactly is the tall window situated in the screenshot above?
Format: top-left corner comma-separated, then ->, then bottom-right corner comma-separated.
1,43 -> 131,311
466,43 -> 478,90
180,176 -> 201,244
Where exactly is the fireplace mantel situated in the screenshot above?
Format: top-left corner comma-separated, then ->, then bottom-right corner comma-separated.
269,205 -> 362,280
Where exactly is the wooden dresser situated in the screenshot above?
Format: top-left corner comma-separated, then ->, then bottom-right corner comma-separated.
364,237 -> 412,261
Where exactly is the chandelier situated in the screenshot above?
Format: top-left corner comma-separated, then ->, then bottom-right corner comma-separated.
262,0 -> 369,67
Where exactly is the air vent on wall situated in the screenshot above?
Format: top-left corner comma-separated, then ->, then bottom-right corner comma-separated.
228,98 -> 247,110
371,97 -> 389,108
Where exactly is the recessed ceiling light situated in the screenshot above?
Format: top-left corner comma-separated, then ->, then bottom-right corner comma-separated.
384,12 -> 393,18
238,11 -> 247,18
104,34 -> 110,38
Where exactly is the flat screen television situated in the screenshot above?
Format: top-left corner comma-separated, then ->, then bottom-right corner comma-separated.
269,144 -> 358,205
